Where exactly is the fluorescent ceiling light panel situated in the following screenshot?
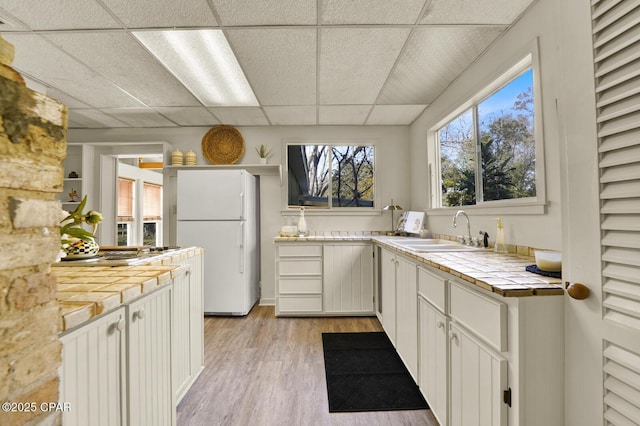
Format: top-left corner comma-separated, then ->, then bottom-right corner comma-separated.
133,30 -> 258,107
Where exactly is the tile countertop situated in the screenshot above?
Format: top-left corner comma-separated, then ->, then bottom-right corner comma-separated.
273,231 -> 384,242
274,234 -> 564,297
52,247 -> 202,331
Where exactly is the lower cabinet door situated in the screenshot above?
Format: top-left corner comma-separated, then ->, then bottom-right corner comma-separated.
323,243 -> 374,313
396,255 -> 418,380
419,297 -> 448,426
59,307 -> 126,426
172,267 -> 191,403
449,322 -> 508,426
127,286 -> 173,426
380,248 -> 397,345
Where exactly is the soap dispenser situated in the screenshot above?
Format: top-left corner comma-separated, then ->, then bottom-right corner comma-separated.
494,218 -> 508,254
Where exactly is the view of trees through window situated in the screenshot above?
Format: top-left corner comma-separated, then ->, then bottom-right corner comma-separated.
288,144 -> 374,208
439,69 -> 536,206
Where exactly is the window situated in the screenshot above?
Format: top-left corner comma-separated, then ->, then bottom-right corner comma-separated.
117,177 -> 134,246
437,65 -> 539,208
143,182 -> 162,246
287,144 -> 374,208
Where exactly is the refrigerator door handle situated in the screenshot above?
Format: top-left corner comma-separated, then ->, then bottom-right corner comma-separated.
239,192 -> 245,220
239,222 -> 245,273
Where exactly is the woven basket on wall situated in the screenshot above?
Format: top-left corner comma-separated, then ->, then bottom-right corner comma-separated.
201,125 -> 245,165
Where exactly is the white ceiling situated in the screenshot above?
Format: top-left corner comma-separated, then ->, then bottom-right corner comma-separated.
0,0 -> 535,128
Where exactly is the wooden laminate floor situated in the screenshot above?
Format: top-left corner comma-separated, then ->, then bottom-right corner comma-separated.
177,305 -> 438,426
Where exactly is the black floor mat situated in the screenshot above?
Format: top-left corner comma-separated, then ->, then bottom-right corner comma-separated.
322,332 -> 429,413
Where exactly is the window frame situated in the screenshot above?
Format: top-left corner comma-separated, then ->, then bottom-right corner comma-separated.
283,139 -> 378,213
428,46 -> 546,215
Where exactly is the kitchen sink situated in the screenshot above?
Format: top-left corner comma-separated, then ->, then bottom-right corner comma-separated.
385,238 -> 482,252
386,238 -> 450,245
409,244 -> 482,252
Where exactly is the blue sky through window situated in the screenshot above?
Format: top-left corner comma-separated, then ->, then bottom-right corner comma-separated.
478,69 -> 533,130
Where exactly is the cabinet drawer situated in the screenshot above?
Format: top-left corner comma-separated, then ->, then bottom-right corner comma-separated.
418,266 -> 446,313
450,281 -> 507,352
279,277 -> 323,294
279,258 -> 323,275
278,244 -> 322,257
278,295 -> 323,312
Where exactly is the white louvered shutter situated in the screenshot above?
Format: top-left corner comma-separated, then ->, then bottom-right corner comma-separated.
592,1 -> 640,424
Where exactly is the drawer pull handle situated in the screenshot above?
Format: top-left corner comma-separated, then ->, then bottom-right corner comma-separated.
437,321 -> 444,329
135,308 -> 145,320
448,330 -> 457,341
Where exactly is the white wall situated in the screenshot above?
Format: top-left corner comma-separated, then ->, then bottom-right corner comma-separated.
69,125 -> 411,304
410,0 -> 563,251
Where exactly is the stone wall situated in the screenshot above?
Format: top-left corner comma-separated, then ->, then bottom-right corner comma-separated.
0,34 -> 67,425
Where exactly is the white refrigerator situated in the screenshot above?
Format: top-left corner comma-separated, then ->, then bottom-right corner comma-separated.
176,169 -> 259,315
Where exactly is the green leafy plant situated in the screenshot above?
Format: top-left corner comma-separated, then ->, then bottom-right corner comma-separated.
60,195 -> 103,246
255,144 -> 272,159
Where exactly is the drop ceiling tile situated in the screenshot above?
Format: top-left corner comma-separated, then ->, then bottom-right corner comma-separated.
44,32 -> 201,107
211,0 -> 316,25
101,108 -> 176,127
67,118 -> 86,128
264,106 -> 316,125
69,109 -> 130,129
4,34 -> 145,108
319,27 -> 410,105
0,0 -> 119,30
154,107 -> 220,126
100,0 -> 218,28
320,0 -> 426,24
377,26 -> 505,105
207,107 -> 269,125
366,105 -> 427,125
0,12 -> 30,32
318,105 -> 370,125
46,88 -> 92,109
420,0 -> 534,24
226,28 -> 316,106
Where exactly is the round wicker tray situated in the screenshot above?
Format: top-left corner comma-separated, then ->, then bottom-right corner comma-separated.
201,125 -> 245,165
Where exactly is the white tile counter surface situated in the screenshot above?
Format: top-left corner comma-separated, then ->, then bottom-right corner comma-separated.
274,233 -> 564,297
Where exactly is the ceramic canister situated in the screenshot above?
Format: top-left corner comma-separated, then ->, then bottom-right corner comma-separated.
171,149 -> 184,166
185,150 -> 197,165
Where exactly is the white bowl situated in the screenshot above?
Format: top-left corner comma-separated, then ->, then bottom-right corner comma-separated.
535,250 -> 562,272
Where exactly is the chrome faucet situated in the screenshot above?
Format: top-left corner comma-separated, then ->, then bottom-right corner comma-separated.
452,210 -> 472,245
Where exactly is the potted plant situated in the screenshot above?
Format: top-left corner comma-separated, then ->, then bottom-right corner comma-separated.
59,195 -> 103,260
255,144 -> 272,164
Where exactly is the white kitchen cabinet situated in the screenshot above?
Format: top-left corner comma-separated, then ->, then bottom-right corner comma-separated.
127,285 -> 174,426
379,247 -> 397,344
276,243 -> 323,315
375,240 -> 564,426
449,322 -> 507,426
59,307 -> 126,426
323,243 -> 374,314
395,255 -> 418,380
419,296 -> 448,426
186,252 -> 204,390
172,252 -> 204,404
378,246 -> 418,376
275,241 -> 375,316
